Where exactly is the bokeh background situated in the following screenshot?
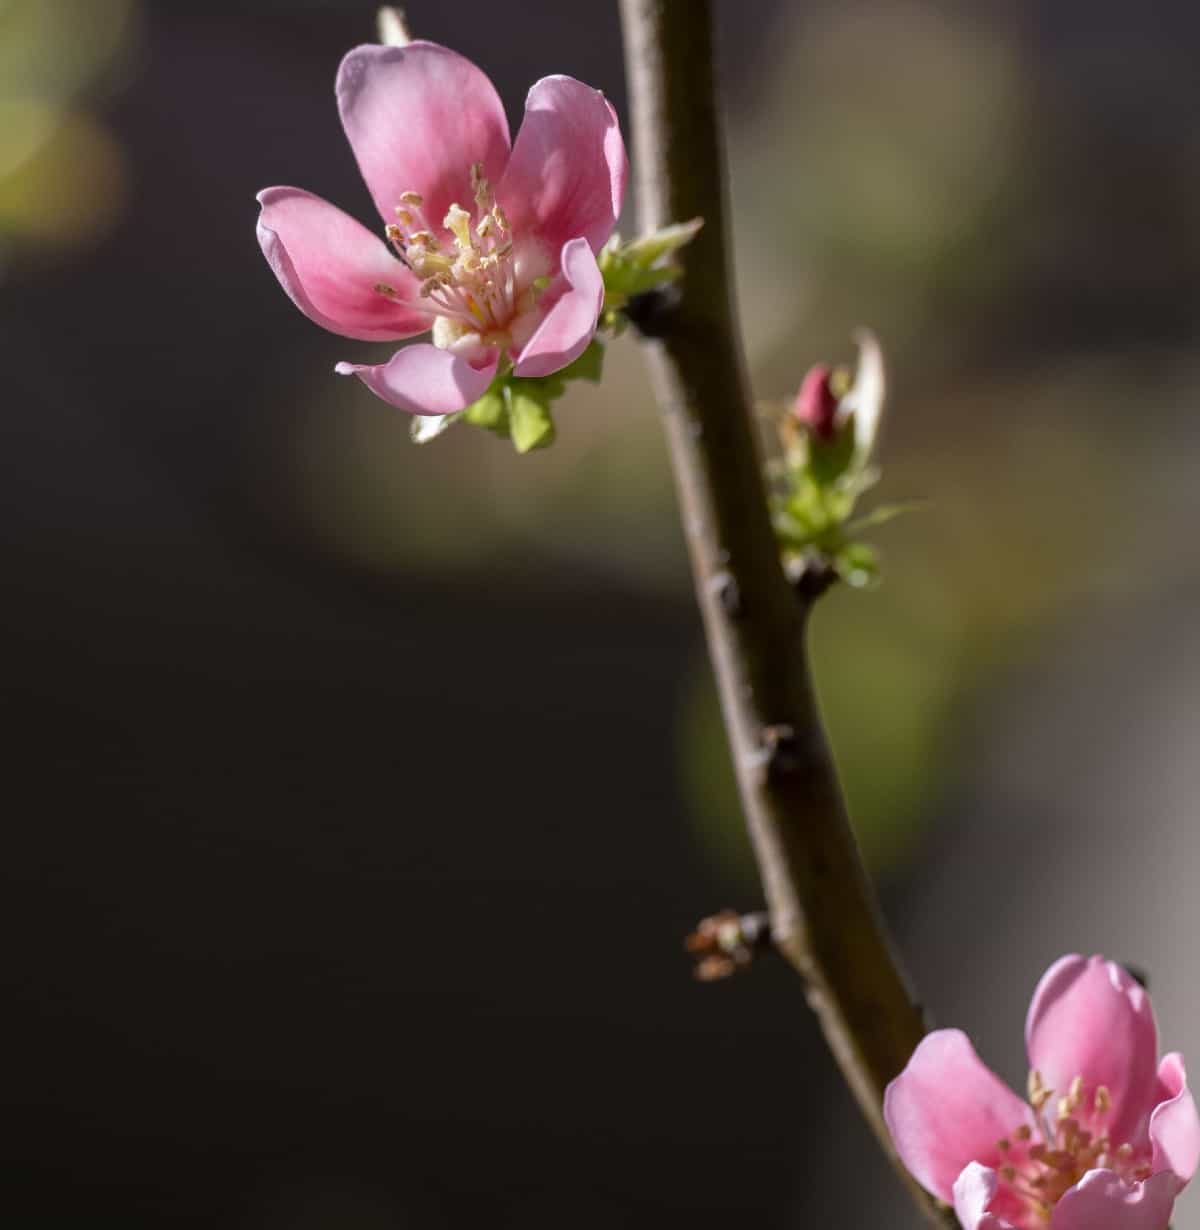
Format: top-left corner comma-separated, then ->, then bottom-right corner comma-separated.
5,0 -> 1200,1225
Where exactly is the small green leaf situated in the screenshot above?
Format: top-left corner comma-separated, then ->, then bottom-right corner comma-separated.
600,219 -> 703,309
622,218 -> 704,266
845,500 -> 925,533
507,385 -> 556,453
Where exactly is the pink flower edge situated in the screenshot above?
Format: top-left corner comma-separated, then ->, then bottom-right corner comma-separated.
335,346 -> 500,416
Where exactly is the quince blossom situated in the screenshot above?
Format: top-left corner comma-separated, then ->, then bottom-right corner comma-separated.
257,42 -> 627,414
885,954 -> 1200,1230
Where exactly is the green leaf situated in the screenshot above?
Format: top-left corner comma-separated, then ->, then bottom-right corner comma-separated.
507,385 -> 556,453
845,500 -> 925,533
622,218 -> 704,266
600,219 -> 703,308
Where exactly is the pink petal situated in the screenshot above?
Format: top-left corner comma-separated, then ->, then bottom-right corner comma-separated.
256,187 -> 429,342
883,1029 -> 1034,1203
335,344 -> 499,415
1050,1170 -> 1177,1230
512,238 -> 603,379
1150,1053 -> 1200,1190
497,76 -> 628,255
952,1164 -> 1018,1230
336,42 -> 511,232
1026,955 -> 1159,1146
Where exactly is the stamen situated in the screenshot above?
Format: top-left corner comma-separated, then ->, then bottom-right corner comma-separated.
374,282 -> 397,296
1094,1086 -> 1111,1116
399,190 -> 424,206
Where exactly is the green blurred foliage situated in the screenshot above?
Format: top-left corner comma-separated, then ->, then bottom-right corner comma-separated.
0,0 -> 137,264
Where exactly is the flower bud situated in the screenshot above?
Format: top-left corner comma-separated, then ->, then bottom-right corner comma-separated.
792,363 -> 840,441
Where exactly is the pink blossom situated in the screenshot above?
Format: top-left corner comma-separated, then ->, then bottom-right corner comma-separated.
257,42 -> 627,414
885,955 -> 1200,1230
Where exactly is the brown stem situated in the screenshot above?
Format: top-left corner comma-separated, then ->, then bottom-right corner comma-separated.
617,2 -> 952,1223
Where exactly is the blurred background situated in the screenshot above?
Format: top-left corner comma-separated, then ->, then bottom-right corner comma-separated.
4,0 -> 1200,1225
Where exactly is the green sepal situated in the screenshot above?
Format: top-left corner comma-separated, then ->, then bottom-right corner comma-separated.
462,385 -> 509,435
507,384 -> 556,453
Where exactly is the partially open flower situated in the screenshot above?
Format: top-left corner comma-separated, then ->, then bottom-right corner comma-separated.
885,954 -> 1200,1230
257,42 -> 627,414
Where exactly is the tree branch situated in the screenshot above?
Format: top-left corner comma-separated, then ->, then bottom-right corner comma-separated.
617,2 -> 953,1222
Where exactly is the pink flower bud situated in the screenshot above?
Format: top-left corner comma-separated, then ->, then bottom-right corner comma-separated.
792,363 -> 840,441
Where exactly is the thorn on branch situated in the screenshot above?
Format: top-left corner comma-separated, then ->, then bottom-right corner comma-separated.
622,284 -> 682,338
685,908 -> 772,981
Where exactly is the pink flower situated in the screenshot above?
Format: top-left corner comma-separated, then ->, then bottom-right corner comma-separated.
256,42 -> 627,414
885,955 -> 1200,1230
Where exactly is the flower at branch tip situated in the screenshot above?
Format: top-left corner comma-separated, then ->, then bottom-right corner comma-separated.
256,41 -> 627,415
884,954 -> 1200,1230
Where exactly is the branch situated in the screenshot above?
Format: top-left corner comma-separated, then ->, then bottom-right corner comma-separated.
617,2 -> 953,1223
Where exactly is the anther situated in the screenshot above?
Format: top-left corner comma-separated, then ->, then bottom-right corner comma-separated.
395,208 -> 413,226
374,282 -> 397,296
399,190 -> 423,206
1015,1124 -> 1033,1142
1094,1086 -> 1111,1116
386,223 -> 404,244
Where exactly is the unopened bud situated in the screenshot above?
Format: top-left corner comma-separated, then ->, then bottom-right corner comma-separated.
792,363 -> 840,441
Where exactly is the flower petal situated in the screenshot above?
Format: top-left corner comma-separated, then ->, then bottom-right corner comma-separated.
1051,1170 -> 1177,1230
336,42 -> 511,231
335,344 -> 499,415
1026,955 -> 1159,1147
512,237 -> 603,379
256,187 -> 429,341
883,1029 -> 1034,1203
952,1164 -> 1018,1230
497,76 -> 628,255
1150,1053 -> 1200,1190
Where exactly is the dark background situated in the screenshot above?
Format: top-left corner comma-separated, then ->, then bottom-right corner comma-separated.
5,1 -> 1200,1226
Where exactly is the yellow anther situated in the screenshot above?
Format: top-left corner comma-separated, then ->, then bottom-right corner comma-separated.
492,205 -> 509,232
373,282 -> 396,296
386,223 -> 404,243
408,230 -> 438,248
399,190 -> 424,206
444,203 -> 474,251
1094,1086 -> 1111,1115
395,208 -> 413,226
1028,1070 -> 1053,1112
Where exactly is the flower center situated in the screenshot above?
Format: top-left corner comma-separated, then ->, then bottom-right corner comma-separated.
377,163 -> 543,348
994,1071 -> 1152,1224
